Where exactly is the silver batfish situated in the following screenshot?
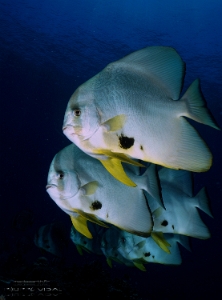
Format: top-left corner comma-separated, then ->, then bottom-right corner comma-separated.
46,144 -> 161,238
63,46 -> 219,186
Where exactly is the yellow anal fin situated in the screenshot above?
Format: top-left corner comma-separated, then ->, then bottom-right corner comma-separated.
81,181 -> 99,195
100,158 -> 137,187
70,215 -> 92,239
151,232 -> 171,254
76,245 -> 83,255
102,114 -> 126,131
74,209 -> 109,228
133,262 -> 146,271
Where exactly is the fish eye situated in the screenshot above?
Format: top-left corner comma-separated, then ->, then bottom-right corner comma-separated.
121,237 -> 126,243
73,109 -> 81,117
57,172 -> 64,180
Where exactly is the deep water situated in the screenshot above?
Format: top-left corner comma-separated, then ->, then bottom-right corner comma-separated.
0,0 -> 222,299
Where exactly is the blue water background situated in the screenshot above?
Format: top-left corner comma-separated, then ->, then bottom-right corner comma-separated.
0,0 -> 221,298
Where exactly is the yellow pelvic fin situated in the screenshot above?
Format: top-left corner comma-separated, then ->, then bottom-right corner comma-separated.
100,158 -> 137,187
103,114 -> 126,131
106,258 -> 112,268
81,181 -> 99,195
151,232 -> 171,254
76,245 -> 83,255
133,262 -> 146,271
153,207 -> 164,218
70,215 -> 92,239
96,149 -> 144,167
74,209 -> 109,228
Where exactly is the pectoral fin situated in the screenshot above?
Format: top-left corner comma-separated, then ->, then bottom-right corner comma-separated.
81,181 -> 99,195
100,158 -> 137,187
151,232 -> 171,254
70,215 -> 93,239
102,114 -> 126,131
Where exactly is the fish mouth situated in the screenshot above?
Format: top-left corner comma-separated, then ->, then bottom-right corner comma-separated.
62,124 -> 78,136
46,184 -> 57,190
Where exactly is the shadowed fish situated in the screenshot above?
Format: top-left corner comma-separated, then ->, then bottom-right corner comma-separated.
63,46 -> 219,186
34,223 -> 68,258
147,168 -> 213,239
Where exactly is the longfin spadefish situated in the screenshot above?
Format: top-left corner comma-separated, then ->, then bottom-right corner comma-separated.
151,232 -> 171,254
81,181 -> 99,195
70,215 -> 92,239
102,114 -> 126,131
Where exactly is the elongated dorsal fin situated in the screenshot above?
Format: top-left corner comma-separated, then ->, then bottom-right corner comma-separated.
109,46 -> 185,100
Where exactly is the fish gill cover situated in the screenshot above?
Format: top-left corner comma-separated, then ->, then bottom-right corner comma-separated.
0,0 -> 221,299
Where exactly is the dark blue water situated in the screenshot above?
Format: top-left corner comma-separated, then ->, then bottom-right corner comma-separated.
0,0 -> 222,298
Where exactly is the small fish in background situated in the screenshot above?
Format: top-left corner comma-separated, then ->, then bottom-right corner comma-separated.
100,226 -> 146,271
117,231 -> 190,266
63,46 -> 220,186
70,223 -> 105,255
16,235 -> 34,255
46,144 -> 161,238
12,209 -> 34,231
34,222 -> 68,258
146,168 -> 213,239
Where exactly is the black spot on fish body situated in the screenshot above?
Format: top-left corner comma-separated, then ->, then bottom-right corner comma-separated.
161,220 -> 168,226
119,134 -> 134,149
140,145 -> 143,150
144,252 -> 151,257
152,255 -> 154,258
90,201 -> 102,210
172,225 -> 175,230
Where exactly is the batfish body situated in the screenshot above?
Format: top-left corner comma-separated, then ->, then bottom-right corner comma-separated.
147,168 -> 213,239
63,46 -> 219,186
46,144 -> 160,237
117,231 -> 190,265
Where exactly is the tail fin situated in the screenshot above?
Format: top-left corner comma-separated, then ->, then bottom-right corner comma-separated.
181,79 -> 220,130
194,187 -> 213,218
139,164 -> 163,207
175,234 -> 191,252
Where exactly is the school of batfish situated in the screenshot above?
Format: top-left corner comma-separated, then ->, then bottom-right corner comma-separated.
46,46 -> 219,270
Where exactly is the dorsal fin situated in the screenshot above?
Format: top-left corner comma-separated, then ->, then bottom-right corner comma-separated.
159,168 -> 193,197
110,46 -> 185,99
